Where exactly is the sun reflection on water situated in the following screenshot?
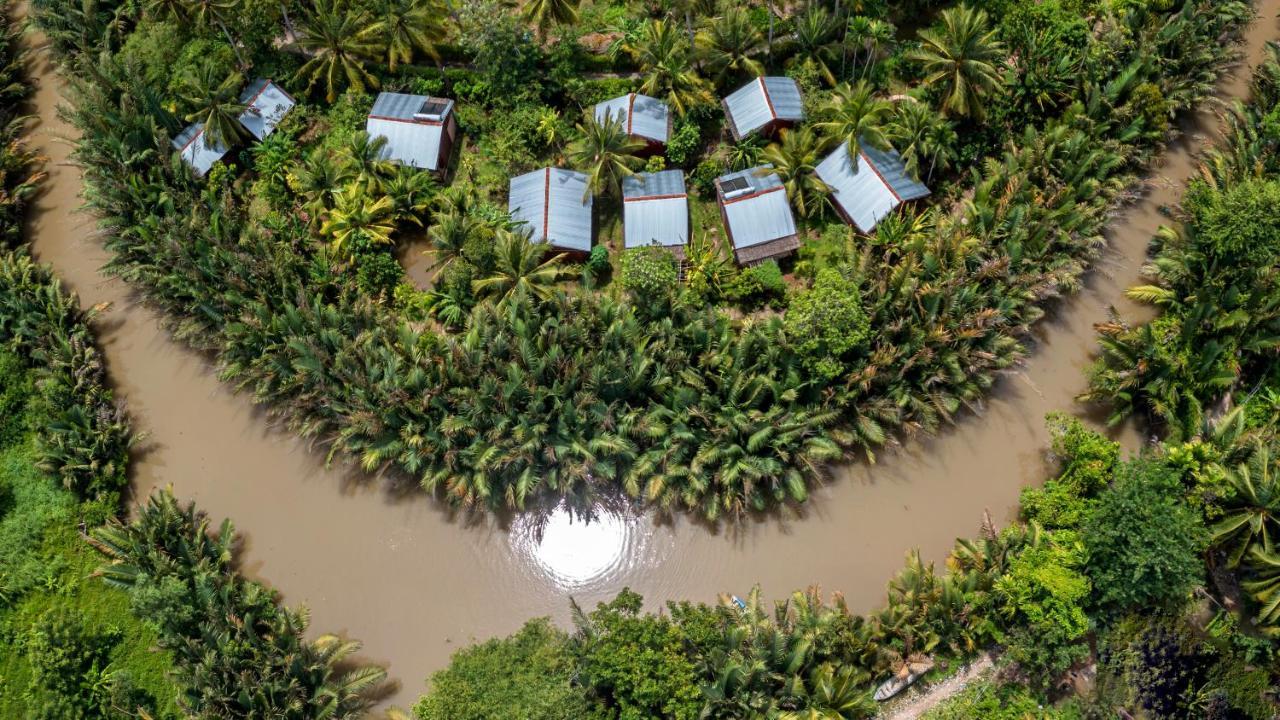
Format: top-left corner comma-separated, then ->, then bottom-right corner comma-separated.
512,504 -> 636,590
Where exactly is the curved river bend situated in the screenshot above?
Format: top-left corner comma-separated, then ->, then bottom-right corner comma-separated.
21,5 -> 1280,707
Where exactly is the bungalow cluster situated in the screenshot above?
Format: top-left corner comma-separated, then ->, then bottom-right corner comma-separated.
176,77 -> 929,267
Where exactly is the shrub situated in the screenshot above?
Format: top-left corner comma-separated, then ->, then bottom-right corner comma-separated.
1082,458 -> 1208,613
1021,414 -> 1119,529
21,608 -> 137,720
585,244 -> 611,282
923,679 -> 1077,719
355,251 -> 404,300
665,120 -> 702,167
1184,178 -> 1280,268
621,246 -> 677,314
575,589 -> 703,720
995,535 -> 1091,683
414,619 -> 590,720
723,261 -> 786,309
690,158 -> 721,196
782,269 -> 870,381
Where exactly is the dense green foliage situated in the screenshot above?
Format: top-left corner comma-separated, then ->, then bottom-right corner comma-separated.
413,618 -> 591,720
26,0 -> 1255,520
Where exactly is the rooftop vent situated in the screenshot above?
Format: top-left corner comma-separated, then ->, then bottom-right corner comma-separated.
720,176 -> 752,199
413,98 -> 450,121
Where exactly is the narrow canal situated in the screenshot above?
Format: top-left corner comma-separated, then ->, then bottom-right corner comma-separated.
21,4 -> 1280,706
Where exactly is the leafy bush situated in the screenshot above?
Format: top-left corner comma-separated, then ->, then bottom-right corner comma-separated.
620,245 -> 677,312
723,261 -> 786,309
414,619 -> 591,720
665,120 -> 702,167
585,244 -> 611,284
1082,458 -> 1208,613
994,535 -> 1091,682
1184,178 -> 1280,267
1020,414 -> 1118,529
574,589 -> 703,720
354,250 -> 404,300
782,269 -> 870,381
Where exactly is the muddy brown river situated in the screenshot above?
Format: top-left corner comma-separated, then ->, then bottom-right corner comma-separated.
20,5 -> 1280,708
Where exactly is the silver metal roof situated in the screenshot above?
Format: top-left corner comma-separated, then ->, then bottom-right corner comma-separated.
171,122 -> 229,177
594,93 -> 670,143
862,143 -> 930,202
237,78 -> 295,141
365,92 -> 454,171
723,76 -> 804,137
717,165 -> 797,250
622,170 -> 688,249
815,140 -> 930,233
508,168 -> 594,253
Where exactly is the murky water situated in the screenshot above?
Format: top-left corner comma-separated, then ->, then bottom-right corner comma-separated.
20,5 -> 1280,708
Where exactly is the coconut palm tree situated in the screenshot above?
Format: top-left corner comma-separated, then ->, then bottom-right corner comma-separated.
321,184 -> 397,253
289,148 -> 352,224
814,81 -> 892,162
340,131 -> 397,193
472,230 -> 573,304
625,19 -> 713,116
1242,546 -> 1280,633
176,60 -> 247,149
845,16 -> 894,80
788,6 -> 841,86
907,4 -> 1006,120
779,664 -> 875,720
568,111 -> 645,200
384,167 -> 437,225
522,0 -> 580,41
761,127 -> 830,218
295,0 -> 382,102
695,7 -> 764,86
367,0 -> 447,70
886,99 -> 956,182
1212,442 -> 1280,566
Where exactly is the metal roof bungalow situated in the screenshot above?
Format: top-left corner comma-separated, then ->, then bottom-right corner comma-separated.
365,91 -> 458,173
171,123 -> 230,178
715,165 -> 800,266
509,167 -> 594,255
622,170 -> 689,260
594,93 -> 671,152
815,140 -> 930,233
722,76 -> 804,141
237,78 -> 296,141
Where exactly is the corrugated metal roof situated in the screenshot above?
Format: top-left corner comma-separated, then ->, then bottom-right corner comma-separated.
815,140 -> 930,233
366,92 -> 455,171
594,93 -> 670,143
723,76 -> 804,138
237,79 -> 295,140
862,143 -> 930,202
171,122 -> 229,177
622,170 -> 688,249
508,168 -> 594,253
717,165 -> 797,251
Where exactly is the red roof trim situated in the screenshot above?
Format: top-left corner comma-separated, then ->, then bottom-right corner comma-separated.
177,126 -> 205,155
858,150 -> 900,203
542,167 -> 551,241
367,114 -> 444,127
624,192 -> 687,203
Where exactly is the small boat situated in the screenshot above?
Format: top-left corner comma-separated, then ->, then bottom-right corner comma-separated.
730,595 -> 747,611
873,671 -> 924,702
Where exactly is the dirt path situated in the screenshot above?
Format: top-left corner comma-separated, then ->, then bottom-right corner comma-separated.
877,655 -> 996,720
